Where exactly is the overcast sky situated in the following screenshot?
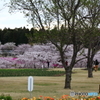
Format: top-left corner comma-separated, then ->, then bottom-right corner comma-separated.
0,0 -> 32,29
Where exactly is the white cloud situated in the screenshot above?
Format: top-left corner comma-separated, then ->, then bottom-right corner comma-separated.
0,0 -> 32,29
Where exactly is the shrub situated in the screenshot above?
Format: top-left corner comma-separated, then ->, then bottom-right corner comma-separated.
0,94 -> 12,100
0,69 -> 65,77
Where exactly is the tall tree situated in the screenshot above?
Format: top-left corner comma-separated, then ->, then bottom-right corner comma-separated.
79,0 -> 100,77
51,0 -> 84,88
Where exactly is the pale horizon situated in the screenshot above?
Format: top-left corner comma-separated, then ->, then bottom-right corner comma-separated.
0,0 -> 33,29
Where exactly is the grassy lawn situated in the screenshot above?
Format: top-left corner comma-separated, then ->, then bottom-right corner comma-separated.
0,68 -> 100,100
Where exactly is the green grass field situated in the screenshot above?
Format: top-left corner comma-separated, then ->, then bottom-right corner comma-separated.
0,68 -> 100,100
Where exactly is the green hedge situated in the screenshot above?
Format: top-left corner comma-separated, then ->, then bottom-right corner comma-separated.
0,69 -> 65,77
0,94 -> 12,100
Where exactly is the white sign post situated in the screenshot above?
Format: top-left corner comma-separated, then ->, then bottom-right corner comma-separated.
28,76 -> 33,99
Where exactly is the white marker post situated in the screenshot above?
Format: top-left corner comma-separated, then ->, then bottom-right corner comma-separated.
28,76 -> 33,99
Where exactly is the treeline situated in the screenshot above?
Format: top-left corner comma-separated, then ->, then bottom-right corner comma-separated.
0,27 -> 36,45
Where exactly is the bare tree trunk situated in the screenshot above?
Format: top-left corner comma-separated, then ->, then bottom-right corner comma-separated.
88,67 -> 93,77
59,49 -> 72,89
87,60 -> 93,78
87,47 -> 94,78
64,67 -> 72,89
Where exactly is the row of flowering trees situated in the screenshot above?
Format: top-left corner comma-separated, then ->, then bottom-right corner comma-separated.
0,42 -> 100,69
0,42 -> 64,68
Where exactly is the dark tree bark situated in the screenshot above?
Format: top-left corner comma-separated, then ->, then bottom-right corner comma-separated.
87,47 -> 95,78
64,67 -> 72,89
